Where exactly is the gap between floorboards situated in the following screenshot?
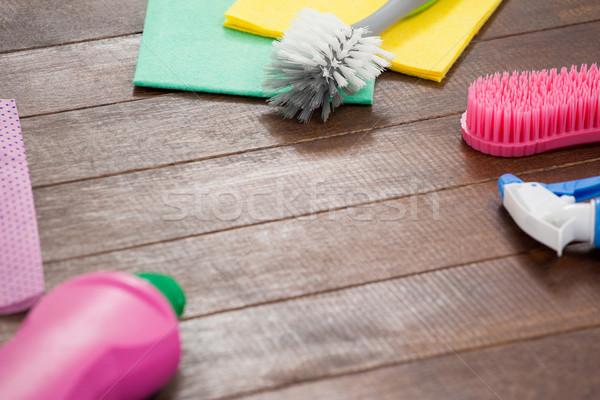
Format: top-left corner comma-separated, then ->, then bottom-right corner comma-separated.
43,155 -> 600,265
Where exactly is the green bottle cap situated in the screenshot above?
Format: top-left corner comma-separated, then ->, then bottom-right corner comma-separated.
135,272 -> 186,318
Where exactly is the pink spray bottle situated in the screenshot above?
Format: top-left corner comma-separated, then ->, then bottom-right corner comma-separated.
0,270 -> 186,400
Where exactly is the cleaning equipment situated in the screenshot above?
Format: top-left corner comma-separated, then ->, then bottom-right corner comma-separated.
263,0 -> 435,122
225,0 -> 503,81
498,173 -> 600,256
462,64 -> 600,157
133,0 -> 374,104
0,271 -> 186,400
0,99 -> 44,315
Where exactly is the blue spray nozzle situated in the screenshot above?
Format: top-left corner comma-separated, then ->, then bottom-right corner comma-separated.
498,174 -> 523,198
542,176 -> 600,202
499,174 -> 600,202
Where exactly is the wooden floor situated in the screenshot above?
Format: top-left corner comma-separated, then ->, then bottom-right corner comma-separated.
2,0 -> 600,398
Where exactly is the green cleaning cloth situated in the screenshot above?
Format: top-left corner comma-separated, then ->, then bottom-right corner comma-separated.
133,0 -> 374,104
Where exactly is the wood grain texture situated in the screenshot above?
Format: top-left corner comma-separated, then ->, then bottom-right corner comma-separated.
33,113 -> 600,262
0,0 -> 146,52
19,21 -> 600,187
1,0 -> 599,54
3,8 -> 600,119
2,2 -> 600,399
157,250 -> 600,400
478,0 -> 600,40
41,162 -> 599,319
0,35 -> 162,117
6,250 -> 600,399
235,326 -> 600,400
0,314 -> 25,344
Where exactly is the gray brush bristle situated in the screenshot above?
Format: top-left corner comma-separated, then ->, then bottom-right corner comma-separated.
264,8 -> 395,123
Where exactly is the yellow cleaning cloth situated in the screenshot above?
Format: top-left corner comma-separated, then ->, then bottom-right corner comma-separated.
224,0 -> 503,82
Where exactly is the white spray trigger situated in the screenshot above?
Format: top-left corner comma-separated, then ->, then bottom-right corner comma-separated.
502,182 -> 595,256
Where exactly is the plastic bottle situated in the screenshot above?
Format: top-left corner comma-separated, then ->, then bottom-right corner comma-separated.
0,270 -> 186,400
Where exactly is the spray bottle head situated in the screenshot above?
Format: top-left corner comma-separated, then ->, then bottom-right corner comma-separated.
499,174 -> 598,256
135,273 -> 186,318
498,174 -> 523,198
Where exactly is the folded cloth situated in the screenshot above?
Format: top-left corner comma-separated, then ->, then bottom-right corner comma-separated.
134,0 -> 374,104
224,0 -> 503,82
0,99 -> 44,315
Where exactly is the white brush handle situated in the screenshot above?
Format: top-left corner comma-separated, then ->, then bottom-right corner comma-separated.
352,0 -> 433,35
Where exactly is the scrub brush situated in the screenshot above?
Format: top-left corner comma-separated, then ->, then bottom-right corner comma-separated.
264,0 -> 437,123
462,64 -> 600,157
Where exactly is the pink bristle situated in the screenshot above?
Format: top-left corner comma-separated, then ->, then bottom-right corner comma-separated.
503,108 -> 511,143
514,107 -> 523,143
531,107 -> 540,141
462,64 -> 600,156
577,96 -> 585,131
484,106 -> 492,140
493,107 -> 502,142
568,99 -> 576,132
523,109 -> 531,142
464,64 -> 600,138
540,104 -> 548,138
558,103 -> 568,134
590,92 -> 598,128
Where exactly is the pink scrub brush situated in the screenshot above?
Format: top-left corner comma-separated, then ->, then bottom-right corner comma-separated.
461,64 -> 600,157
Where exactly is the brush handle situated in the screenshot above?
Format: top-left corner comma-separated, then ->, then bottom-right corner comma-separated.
352,0 -> 435,35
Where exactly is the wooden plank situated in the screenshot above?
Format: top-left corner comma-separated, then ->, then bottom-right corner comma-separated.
2,2 -> 599,398
0,315 -> 25,345
5,18 -> 600,119
235,327 -> 600,400
41,162 -> 599,319
7,252 -> 600,398
478,0 -> 600,40
6,252 -> 600,399
19,21 -> 600,187
0,0 -> 146,52
33,113 -> 600,262
157,251 -> 600,400
0,0 -> 597,55
2,0 -> 599,54
0,35 -> 163,117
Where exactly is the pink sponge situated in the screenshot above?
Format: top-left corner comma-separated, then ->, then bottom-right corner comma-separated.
0,99 -> 44,314
461,64 -> 600,157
